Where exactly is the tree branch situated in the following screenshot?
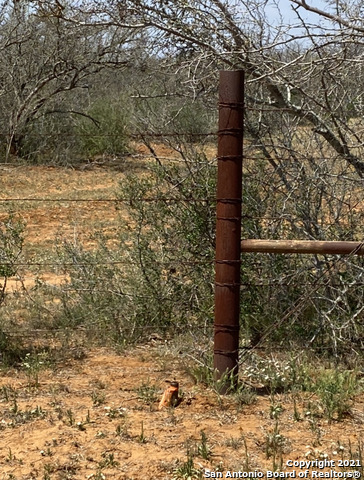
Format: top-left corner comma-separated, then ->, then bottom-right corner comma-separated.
290,0 -> 364,33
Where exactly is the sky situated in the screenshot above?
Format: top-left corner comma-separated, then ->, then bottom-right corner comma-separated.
264,0 -> 331,25
261,0 -> 336,43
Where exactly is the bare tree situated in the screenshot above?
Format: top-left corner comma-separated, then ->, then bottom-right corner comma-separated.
0,0 -> 132,161
51,0 -> 364,176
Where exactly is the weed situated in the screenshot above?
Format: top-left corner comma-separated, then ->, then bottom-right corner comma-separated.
4,403 -> 47,427
4,448 -> 23,467
6,448 -> 15,462
21,351 -> 50,388
270,401 -> 284,419
98,451 -> 119,468
343,440 -> 363,474
308,416 -> 322,447
40,448 -> 53,457
43,463 -> 56,475
136,380 -> 158,405
10,398 -> 19,415
313,369 -> 358,421
234,384 -> 256,407
0,385 -> 17,402
304,400 -> 321,419
173,454 -> 202,479
115,421 -> 130,439
265,420 -> 285,470
225,436 -> 244,450
105,406 -> 127,419
90,473 -> 106,480
187,363 -> 214,386
198,430 -> 212,460
138,421 -> 146,444
241,436 -> 251,472
165,406 -> 178,425
91,390 -> 106,406
242,354 -> 310,393
293,396 -> 302,421
90,379 -> 107,390
66,409 -> 75,426
31,405 -> 45,418
213,369 -> 239,395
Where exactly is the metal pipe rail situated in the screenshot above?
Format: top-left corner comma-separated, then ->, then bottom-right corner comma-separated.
241,239 -> 364,255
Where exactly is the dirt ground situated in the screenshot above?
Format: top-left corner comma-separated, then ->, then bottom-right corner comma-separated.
0,144 -> 193,290
0,154 -> 363,479
0,346 -> 363,480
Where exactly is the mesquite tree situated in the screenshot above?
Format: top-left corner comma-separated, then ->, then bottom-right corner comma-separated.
10,0 -> 363,355
0,0 -> 133,161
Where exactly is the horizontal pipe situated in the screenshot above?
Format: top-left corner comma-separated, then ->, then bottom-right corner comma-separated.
241,239 -> 364,255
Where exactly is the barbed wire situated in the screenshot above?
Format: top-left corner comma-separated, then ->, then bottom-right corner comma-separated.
1,133 -> 363,353
0,150 -> 363,168
0,131 -> 219,139
2,247 -> 364,269
1,321 -> 363,354
2,262 -> 363,351
4,268 -> 364,287
5,282 -> 363,292
0,195 -> 360,223
0,196 -> 214,203
0,147 -> 360,158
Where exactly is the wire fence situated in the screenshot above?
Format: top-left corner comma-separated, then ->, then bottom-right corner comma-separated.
0,128 -> 363,358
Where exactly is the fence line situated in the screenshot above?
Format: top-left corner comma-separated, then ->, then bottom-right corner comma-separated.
0,131 -> 218,139
0,151 -> 361,162
0,197 -> 215,203
0,120 -> 363,361
5,281 -> 364,289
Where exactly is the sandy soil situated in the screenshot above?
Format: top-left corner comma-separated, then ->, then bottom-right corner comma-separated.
0,347 -> 363,480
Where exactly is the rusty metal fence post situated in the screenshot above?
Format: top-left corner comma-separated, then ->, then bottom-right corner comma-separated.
214,70 -> 244,391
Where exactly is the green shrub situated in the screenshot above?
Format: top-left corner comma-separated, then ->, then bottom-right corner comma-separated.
168,101 -> 215,140
75,97 -> 130,158
0,214 -> 25,364
0,213 -> 24,314
44,149 -> 215,346
312,369 -> 359,421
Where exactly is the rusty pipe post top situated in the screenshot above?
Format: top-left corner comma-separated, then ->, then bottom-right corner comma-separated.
219,70 -> 245,106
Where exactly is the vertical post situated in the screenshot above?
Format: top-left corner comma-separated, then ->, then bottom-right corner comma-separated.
214,70 -> 244,391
